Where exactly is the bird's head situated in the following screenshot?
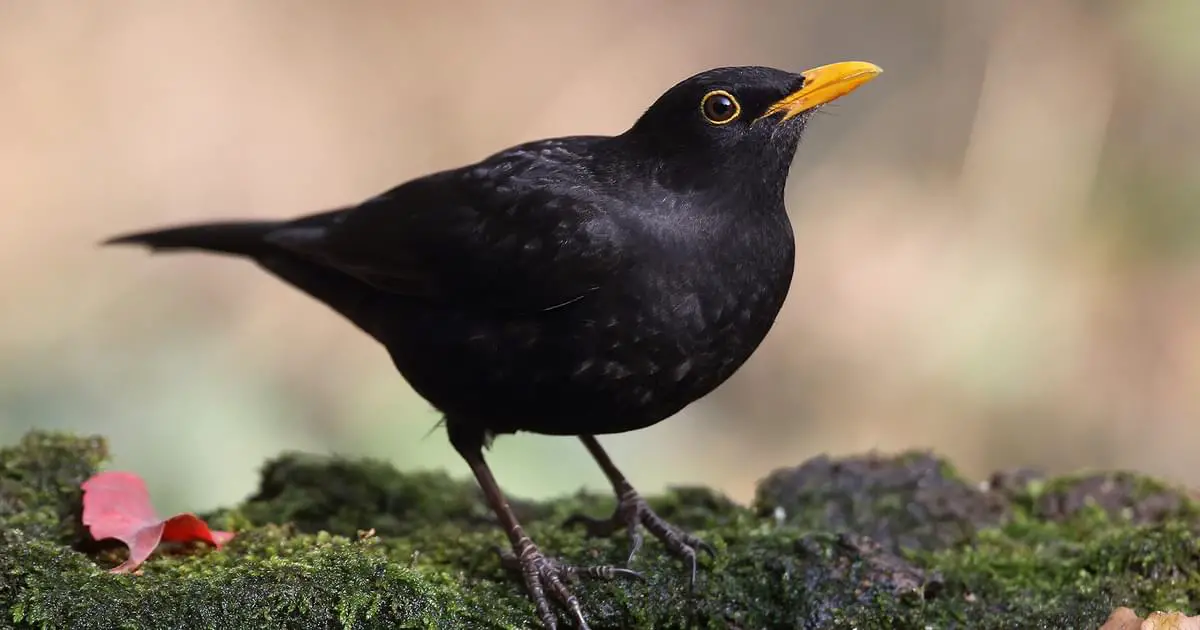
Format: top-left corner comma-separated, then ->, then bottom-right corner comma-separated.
625,62 -> 882,197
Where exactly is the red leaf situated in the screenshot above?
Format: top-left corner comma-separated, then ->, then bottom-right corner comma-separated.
81,471 -> 234,573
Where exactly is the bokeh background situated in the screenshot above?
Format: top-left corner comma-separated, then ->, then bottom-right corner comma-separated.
2,1 -> 1198,515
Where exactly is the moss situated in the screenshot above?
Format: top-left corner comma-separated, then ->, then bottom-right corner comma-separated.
233,452 -> 504,537
1021,470 -> 1200,525
1,527 -> 513,630
4,430 -> 1200,629
922,520 -> 1200,626
0,432 -> 107,543
229,453 -> 746,539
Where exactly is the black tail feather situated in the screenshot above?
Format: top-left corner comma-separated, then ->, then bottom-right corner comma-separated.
103,218 -> 384,339
102,221 -> 282,257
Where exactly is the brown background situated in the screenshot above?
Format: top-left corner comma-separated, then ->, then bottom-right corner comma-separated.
2,1 -> 1197,515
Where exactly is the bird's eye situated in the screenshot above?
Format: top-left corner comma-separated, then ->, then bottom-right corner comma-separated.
700,90 -> 740,125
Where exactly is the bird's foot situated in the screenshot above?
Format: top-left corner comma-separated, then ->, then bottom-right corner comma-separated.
496,538 -> 643,630
564,486 -> 715,588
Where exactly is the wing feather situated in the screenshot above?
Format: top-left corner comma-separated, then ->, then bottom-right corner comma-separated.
267,148 -> 626,313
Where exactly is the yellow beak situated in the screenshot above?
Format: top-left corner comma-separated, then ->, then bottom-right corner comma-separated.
758,61 -> 882,122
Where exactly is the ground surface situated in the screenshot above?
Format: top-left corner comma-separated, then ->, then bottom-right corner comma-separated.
2,431 -> 1198,629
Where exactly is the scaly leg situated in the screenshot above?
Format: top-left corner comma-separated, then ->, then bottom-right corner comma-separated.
565,435 -> 715,588
449,425 -> 641,630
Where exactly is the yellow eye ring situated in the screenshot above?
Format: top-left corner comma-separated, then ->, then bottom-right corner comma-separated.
700,90 -> 740,125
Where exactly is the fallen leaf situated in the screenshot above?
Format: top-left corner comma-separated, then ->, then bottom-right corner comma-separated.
81,471 -> 234,573
1142,612 -> 1200,630
1099,607 -> 1142,630
1099,607 -> 1200,630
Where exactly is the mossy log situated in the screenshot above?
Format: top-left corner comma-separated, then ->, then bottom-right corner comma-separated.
2,431 -> 1198,629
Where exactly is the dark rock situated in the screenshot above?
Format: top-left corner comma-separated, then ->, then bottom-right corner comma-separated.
752,451 -> 1010,552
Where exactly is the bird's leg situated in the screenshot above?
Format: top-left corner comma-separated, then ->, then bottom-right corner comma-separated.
565,435 -> 715,587
449,426 -> 640,630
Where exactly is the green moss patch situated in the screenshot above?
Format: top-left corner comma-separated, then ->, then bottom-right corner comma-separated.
3,431 -> 1199,629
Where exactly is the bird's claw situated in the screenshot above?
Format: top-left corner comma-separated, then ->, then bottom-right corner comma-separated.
494,540 -> 642,630
564,487 -> 714,589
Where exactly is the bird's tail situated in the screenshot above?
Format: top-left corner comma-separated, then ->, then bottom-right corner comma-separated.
102,216 -> 385,339
102,221 -> 282,257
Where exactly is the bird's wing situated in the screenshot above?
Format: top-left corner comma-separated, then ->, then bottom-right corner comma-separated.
265,160 -> 626,313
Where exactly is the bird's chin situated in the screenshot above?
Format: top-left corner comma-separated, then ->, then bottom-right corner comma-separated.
764,115 -> 809,149
782,109 -> 818,129
757,108 -> 813,131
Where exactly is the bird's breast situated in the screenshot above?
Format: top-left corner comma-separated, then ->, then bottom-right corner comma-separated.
382,208 -> 795,435
555,214 -> 795,418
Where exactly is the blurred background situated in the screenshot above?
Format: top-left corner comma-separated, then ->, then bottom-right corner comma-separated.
2,1 -> 1198,515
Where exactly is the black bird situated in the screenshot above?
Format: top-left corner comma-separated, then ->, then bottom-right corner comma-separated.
104,61 -> 881,629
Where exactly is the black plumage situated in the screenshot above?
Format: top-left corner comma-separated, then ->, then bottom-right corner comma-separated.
105,62 -> 881,629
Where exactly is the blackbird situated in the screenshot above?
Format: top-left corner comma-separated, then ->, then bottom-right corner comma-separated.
104,61 -> 881,629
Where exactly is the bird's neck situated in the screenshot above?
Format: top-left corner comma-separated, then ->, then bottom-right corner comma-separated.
603,134 -> 797,219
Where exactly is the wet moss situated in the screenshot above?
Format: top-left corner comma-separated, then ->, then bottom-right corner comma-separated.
3,430 -> 1200,629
